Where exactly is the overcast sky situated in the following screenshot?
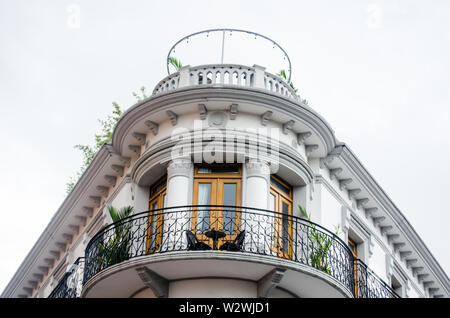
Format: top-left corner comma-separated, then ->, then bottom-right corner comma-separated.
1,0 -> 449,293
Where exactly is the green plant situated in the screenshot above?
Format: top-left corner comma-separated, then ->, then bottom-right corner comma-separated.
66,87 -> 149,194
277,69 -> 298,93
96,206 -> 134,269
299,205 -> 338,274
168,56 -> 183,71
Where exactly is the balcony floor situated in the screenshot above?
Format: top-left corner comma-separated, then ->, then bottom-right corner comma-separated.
82,251 -> 352,298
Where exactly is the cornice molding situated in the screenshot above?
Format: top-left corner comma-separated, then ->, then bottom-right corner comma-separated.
331,144 -> 450,295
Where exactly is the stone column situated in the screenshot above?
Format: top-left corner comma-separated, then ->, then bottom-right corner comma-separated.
244,159 -> 271,254
165,157 -> 193,251
245,159 -> 270,209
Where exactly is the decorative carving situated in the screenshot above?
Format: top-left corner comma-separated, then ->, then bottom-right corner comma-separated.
104,175 -> 117,187
364,207 -> 378,218
208,111 -> 228,128
261,111 -> 273,126
136,266 -> 169,298
257,268 -> 286,298
229,104 -> 238,120
245,160 -> 270,178
111,164 -> 124,177
82,206 -> 94,218
128,145 -> 141,156
329,168 -> 343,180
297,132 -> 312,145
198,104 -> 207,120
373,217 -> 386,226
145,120 -> 159,136
89,196 -> 101,207
167,158 -> 193,179
282,120 -> 295,134
96,185 -> 109,197
380,225 -> 392,234
348,188 -> 361,200
132,132 -> 146,145
356,198 -> 369,209
394,242 -> 406,252
166,110 -> 178,126
406,259 -> 418,268
339,178 -> 353,190
399,251 -> 412,260
305,144 -> 319,155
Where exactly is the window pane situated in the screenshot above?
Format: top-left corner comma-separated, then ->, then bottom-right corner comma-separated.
270,177 -> 290,196
223,183 -> 236,234
198,166 -> 239,174
197,183 -> 211,233
281,202 -> 289,253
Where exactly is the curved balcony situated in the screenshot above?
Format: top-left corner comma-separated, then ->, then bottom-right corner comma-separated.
83,205 -> 355,297
151,64 -> 300,101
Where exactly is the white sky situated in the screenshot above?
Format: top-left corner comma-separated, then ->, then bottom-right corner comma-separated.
1,0 -> 449,293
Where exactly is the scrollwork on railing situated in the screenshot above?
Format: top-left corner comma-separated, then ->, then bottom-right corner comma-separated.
83,205 -> 354,296
356,259 -> 400,298
48,258 -> 84,298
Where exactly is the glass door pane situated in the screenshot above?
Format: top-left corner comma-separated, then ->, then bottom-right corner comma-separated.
197,183 -> 211,233
222,183 -> 236,234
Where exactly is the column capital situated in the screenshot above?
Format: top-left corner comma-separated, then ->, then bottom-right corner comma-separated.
167,158 -> 193,179
245,159 -> 270,178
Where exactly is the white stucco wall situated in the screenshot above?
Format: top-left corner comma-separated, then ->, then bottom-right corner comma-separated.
168,279 -> 257,298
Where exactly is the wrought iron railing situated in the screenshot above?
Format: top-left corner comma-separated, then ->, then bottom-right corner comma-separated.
356,259 -> 400,298
48,257 -> 84,298
83,205 -> 355,295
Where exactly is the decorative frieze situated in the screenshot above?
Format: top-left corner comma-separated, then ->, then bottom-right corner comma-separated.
394,242 -> 406,252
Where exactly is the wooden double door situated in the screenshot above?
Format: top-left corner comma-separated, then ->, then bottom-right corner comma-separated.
269,176 -> 293,259
192,165 -> 242,248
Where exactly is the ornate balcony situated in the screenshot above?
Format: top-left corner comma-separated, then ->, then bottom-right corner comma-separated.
47,206 -> 401,298
82,205 -> 355,297
48,258 -> 84,298
152,64 -> 300,101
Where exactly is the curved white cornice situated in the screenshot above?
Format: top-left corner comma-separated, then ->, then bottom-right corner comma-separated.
111,86 -> 337,157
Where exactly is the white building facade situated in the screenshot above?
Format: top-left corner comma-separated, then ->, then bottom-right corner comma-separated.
2,32 -> 449,299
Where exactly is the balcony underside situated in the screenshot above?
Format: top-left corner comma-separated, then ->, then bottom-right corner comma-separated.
82,251 -> 352,298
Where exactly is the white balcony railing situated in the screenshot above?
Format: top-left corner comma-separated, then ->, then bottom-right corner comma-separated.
152,64 -> 299,101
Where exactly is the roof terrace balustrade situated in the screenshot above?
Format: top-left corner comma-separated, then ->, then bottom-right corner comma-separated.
151,64 -> 299,101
